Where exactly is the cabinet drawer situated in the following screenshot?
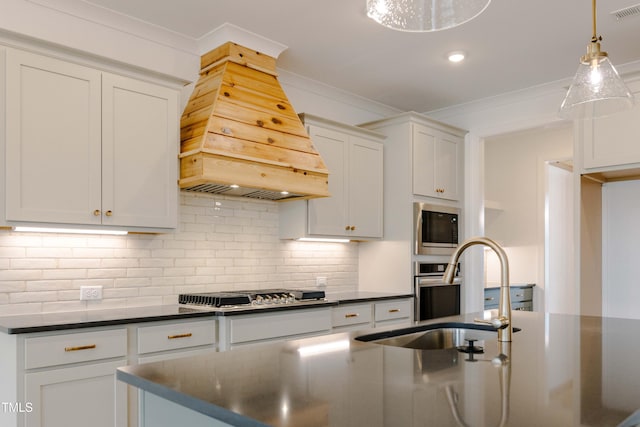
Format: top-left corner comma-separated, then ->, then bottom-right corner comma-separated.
484,288 -> 499,306
332,303 -> 372,328
513,301 -> 533,311
484,287 -> 533,305
137,319 -> 216,355
511,287 -> 533,302
25,328 -> 127,369
374,299 -> 412,322
229,308 -> 331,344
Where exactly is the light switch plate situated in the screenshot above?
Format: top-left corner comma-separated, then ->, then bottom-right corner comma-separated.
316,276 -> 327,288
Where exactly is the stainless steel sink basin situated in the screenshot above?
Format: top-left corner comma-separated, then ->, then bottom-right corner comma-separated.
355,322 -> 517,350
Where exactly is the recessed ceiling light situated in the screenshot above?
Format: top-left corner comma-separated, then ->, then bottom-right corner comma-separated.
448,51 -> 466,63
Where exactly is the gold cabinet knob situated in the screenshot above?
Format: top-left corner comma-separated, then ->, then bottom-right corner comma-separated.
93,210 -> 101,216
345,225 -> 350,231
350,226 -> 356,231
105,210 -> 113,217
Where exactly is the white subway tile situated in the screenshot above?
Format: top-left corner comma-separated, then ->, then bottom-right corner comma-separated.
0,192 -> 359,312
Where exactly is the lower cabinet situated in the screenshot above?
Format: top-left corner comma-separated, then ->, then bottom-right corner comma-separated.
484,285 -> 534,311
218,307 -> 332,350
135,319 -> 216,363
10,327 -> 128,427
331,298 -> 414,332
25,360 -> 127,427
373,298 -> 413,327
332,303 -> 373,332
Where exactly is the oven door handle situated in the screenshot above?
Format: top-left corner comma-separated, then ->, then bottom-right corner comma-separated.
416,277 -> 462,286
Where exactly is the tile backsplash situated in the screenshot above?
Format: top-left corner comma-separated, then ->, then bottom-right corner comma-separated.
0,192 -> 359,315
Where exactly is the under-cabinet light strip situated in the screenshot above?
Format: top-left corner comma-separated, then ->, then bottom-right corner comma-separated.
297,238 -> 350,243
13,226 -> 128,236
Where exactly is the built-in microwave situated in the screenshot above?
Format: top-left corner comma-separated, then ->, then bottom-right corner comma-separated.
414,202 -> 460,255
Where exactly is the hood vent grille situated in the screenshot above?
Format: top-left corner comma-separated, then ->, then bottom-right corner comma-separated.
611,3 -> 640,20
183,183 -> 300,200
179,42 -> 329,201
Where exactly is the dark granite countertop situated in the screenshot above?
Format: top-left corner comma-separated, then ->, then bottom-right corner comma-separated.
485,283 -> 535,289
326,291 -> 413,304
0,305 -> 217,334
117,311 -> 640,427
0,292 -> 413,334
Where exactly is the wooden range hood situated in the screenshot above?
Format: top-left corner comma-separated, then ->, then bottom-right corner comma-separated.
179,42 -> 329,200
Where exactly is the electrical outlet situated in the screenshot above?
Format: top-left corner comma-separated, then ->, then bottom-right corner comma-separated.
80,285 -> 103,301
316,276 -> 327,288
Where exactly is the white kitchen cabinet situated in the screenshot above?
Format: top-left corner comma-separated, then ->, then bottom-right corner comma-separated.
0,327 -> 129,427
25,360 -> 127,427
331,303 -> 373,331
373,298 -> 413,327
581,80 -> 640,173
217,307 -> 332,350
331,298 -> 414,332
136,318 -> 216,363
279,114 -> 384,240
357,112 -> 466,295
4,48 -> 178,230
412,123 -> 461,201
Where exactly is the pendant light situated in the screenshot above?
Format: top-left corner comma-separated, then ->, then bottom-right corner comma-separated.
559,0 -> 634,119
366,0 -> 492,32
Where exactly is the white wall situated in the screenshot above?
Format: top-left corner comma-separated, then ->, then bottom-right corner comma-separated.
483,126 -> 573,309
602,180 -> 640,320
0,192 -> 360,315
546,164 -> 575,314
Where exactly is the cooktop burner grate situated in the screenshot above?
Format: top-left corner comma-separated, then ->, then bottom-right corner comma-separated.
178,289 -> 326,307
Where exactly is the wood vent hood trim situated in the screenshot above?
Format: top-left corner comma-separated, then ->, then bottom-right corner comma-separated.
179,42 -> 329,201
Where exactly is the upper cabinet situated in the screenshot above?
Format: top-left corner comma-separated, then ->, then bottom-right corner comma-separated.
360,112 -> 465,203
3,48 -> 179,230
279,114 -> 384,240
412,123 -> 461,201
581,80 -> 640,173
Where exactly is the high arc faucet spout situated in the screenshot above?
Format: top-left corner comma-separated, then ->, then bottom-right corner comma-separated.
443,236 -> 512,342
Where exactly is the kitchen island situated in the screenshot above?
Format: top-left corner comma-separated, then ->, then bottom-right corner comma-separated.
117,311 -> 640,427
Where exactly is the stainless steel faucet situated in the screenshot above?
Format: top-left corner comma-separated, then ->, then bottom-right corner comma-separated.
443,236 -> 513,342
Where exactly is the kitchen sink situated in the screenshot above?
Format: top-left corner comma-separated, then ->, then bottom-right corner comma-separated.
355,322 -> 519,351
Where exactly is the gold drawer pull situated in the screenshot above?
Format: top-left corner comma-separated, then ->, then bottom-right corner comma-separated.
64,344 -> 96,352
485,297 -> 494,301
388,309 -> 400,313
168,333 -> 193,340
345,313 -> 359,318
515,294 -> 523,297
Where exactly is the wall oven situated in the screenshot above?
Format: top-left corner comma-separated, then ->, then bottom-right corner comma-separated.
414,202 -> 460,255
415,262 -> 462,321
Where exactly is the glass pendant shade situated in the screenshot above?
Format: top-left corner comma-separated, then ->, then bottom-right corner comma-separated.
559,0 -> 635,120
559,46 -> 634,119
366,0 -> 492,32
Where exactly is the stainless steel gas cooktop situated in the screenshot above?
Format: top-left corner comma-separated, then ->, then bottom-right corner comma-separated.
178,289 -> 326,308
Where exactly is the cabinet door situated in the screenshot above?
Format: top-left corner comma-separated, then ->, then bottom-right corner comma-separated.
412,125 -> 438,198
307,125 -> 348,236
24,360 -> 127,427
5,49 -> 102,224
412,124 -> 460,201
348,136 -> 383,238
434,133 -> 460,201
582,80 -> 640,170
102,73 -> 178,228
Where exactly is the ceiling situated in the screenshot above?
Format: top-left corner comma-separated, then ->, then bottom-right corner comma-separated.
84,0 -> 640,113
